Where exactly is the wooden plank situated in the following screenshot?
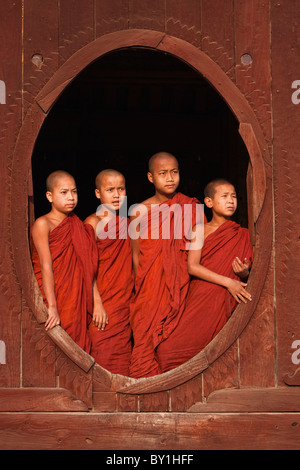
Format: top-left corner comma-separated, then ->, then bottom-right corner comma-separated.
21,304 -> 56,388
23,0 -> 59,116
169,374 -> 203,412
118,351 -> 208,394
47,327 -> 95,373
202,342 -> 239,399
0,412 -> 300,449
271,0 -> 300,386
238,123 -> 266,223
128,0 -> 165,31
55,349 -> 93,409
166,0 -> 201,48
235,0 -> 272,146
95,0 -> 129,37
0,0 -> 22,388
117,393 -> 139,412
92,392 -> 117,412
139,391 -> 169,412
58,0 -> 94,63
0,388 -> 88,412
201,0 -> 234,77
239,259 -> 276,388
188,387 -> 300,413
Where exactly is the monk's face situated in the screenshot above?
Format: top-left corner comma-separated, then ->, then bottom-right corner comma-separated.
147,156 -> 180,197
205,183 -> 237,218
95,174 -> 126,211
46,175 -> 78,214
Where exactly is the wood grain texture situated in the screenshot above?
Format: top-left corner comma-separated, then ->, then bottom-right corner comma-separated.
201,0 -> 234,78
0,412 -> 299,449
271,0 -> 300,386
188,387 -> 300,412
0,388 -> 88,412
235,0 -> 272,147
0,0 -> 22,388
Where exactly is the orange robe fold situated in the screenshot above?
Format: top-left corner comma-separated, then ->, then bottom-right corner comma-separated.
31,213 -> 98,353
157,220 -> 254,372
88,216 -> 134,376
129,192 -> 202,378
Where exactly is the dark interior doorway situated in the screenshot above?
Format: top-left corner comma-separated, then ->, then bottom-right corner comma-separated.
31,48 -> 249,225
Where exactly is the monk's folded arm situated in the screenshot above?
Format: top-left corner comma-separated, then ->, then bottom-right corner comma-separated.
188,259 -> 231,289
188,249 -> 238,290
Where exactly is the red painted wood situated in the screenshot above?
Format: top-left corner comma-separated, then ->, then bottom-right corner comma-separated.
201,0 -> 234,76
271,0 -> 300,387
0,412 -> 299,450
0,0 -> 22,388
95,0 -> 129,38
59,0 -> 94,63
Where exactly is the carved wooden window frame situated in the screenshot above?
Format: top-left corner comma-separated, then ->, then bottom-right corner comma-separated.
11,30 -> 272,394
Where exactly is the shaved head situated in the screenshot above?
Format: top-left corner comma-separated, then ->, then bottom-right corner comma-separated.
148,152 -> 179,173
46,170 -> 75,192
204,178 -> 234,199
95,169 -> 125,189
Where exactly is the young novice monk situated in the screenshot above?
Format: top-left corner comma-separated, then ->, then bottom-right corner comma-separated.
157,178 -> 253,372
129,152 -> 203,378
84,169 -> 134,376
31,170 -> 108,353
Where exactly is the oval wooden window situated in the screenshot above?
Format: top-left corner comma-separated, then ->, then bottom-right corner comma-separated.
11,30 -> 272,393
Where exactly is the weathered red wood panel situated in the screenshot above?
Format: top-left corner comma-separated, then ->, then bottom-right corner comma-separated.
21,0 -> 59,388
129,0 -> 165,31
166,0 -> 201,48
95,0 -> 129,37
59,0 -> 94,63
0,411 -> 300,450
201,0 -> 234,77
0,0 -> 22,388
271,0 -> 300,388
235,0 -> 272,146
234,0 -> 275,389
23,0 -> 59,117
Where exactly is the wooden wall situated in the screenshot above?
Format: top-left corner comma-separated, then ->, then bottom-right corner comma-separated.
0,0 -> 300,450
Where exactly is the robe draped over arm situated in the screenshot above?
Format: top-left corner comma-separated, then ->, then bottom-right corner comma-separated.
129,193 -> 203,378
156,220 -> 254,372
88,215 -> 134,376
32,213 -> 98,353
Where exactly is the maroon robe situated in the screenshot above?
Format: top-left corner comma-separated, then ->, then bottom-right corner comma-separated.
88,215 -> 134,375
32,213 -> 98,353
129,192 -> 202,378
157,220 -> 253,372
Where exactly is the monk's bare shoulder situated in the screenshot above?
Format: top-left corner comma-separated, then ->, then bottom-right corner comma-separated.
129,201 -> 149,219
32,214 -> 52,234
84,213 -> 98,224
204,222 -> 219,239
142,195 -> 156,205
137,195 -> 160,212
84,213 -> 98,232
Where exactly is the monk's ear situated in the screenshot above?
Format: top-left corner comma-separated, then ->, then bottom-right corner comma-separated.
95,188 -> 101,200
147,172 -> 154,184
204,196 -> 213,208
46,191 -> 53,203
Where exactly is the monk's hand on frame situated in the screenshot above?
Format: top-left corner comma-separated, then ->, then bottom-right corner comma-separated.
92,305 -> 109,331
225,278 -> 252,304
45,307 -> 61,330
